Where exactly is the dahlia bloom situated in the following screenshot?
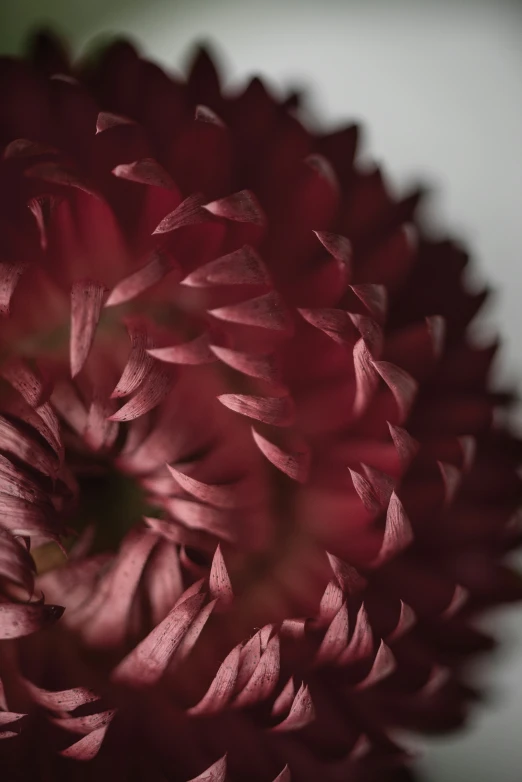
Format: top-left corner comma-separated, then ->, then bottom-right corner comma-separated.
0,30 -> 520,782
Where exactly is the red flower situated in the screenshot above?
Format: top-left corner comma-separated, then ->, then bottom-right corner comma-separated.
0,30 -> 520,782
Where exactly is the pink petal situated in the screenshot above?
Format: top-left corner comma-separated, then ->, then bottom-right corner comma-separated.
373,361 -> 418,424
387,422 -> 419,467
210,291 -> 293,332
348,468 -> 381,515
22,680 -> 100,712
204,190 -> 265,226
188,756 -> 227,782
70,281 -> 106,378
96,111 -> 136,133
356,640 -> 396,689
272,683 -> 314,732
106,250 -> 180,307
361,464 -> 395,507
272,766 -> 291,782
0,261 -> 26,316
183,245 -> 270,287
167,465 -> 239,510
28,194 -> 61,250
1,359 -> 50,408
318,580 -> 344,625
164,498 -> 236,542
108,362 -> 174,421
442,584 -> 468,619
209,345 -> 280,383
233,634 -> 280,707
153,193 -> 210,234
314,230 -> 351,268
271,678 -> 296,718
252,429 -> 310,483
111,321 -> 155,398
0,603 -> 63,639
52,709 -> 116,736
209,544 -> 233,604
326,553 -> 367,595
60,725 -> 108,761
315,602 -> 349,665
337,603 -> 373,665
218,393 -> 295,427
0,711 -> 25,726
297,307 -> 353,346
350,283 -> 387,323
174,599 -> 217,665
112,158 -> 176,189
387,600 -> 416,643
148,334 -> 216,365
353,338 -> 380,416
195,105 -> 226,127
372,492 -> 414,566
112,592 -> 205,686
235,631 -> 262,693
3,138 -> 58,159
188,645 -> 241,715
437,460 -> 462,506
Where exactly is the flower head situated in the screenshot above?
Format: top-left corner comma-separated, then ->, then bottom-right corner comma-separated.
0,30 -> 520,782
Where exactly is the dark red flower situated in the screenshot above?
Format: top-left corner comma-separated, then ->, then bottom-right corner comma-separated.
0,30 -> 520,782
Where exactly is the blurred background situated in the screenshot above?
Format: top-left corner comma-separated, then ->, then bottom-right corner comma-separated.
1,0 -> 521,779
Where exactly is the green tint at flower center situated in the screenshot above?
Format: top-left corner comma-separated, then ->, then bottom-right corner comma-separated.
73,463 -> 159,554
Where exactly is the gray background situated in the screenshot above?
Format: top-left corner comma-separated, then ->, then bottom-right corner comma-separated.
1,1 -> 522,779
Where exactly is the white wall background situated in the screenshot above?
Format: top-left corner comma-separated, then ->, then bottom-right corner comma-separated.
2,1 -> 522,779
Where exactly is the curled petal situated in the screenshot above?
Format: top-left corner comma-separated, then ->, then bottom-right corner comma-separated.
195,104 -> 226,127
188,645 -> 241,716
361,464 -> 395,507
272,683 -> 314,732
314,230 -> 352,274
0,603 -> 64,639
353,338 -> 380,416
25,162 -> 99,198
318,580 -> 344,625
218,393 -> 295,427
388,601 -> 416,643
350,283 -> 387,323
437,460 -> 462,506
106,251 -> 180,307
188,756 -> 227,782
252,428 -> 310,483
148,334 -> 216,365
167,465 -> 240,510
210,291 -> 293,332
372,492 -> 414,566
388,422 -> 419,467
113,592 -> 205,686
204,190 -> 265,226
337,603 -> 373,664
356,640 -> 396,689
315,602 -> 349,665
271,678 -> 296,718
209,345 -> 280,382
233,634 -> 280,708
272,766 -> 291,782
108,363 -> 175,421
60,725 -> 109,761
349,468 -> 381,515
209,544 -> 233,604
96,111 -> 135,133
70,281 -> 106,378
153,193 -> 210,234
326,553 -> 367,595
373,361 -> 418,423
111,322 -> 154,398
52,709 -> 116,736
298,307 -> 354,345
112,158 -> 176,189
183,245 -> 270,287
23,680 -> 100,712
0,262 -> 26,316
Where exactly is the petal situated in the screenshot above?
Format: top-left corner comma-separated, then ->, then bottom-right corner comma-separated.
183,245 -> 270,287
218,394 -> 295,427
108,362 -> 175,421
112,592 -> 206,686
148,334 -> 216,365
209,291 -> 293,332
252,428 -> 310,483
233,634 -> 280,707
204,190 -> 265,226
106,250 -> 180,307
70,280 -> 106,378
272,683 -> 314,732
188,645 -> 241,716
188,756 -> 227,782
0,603 -> 64,639
112,158 -> 176,189
209,544 -> 233,604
